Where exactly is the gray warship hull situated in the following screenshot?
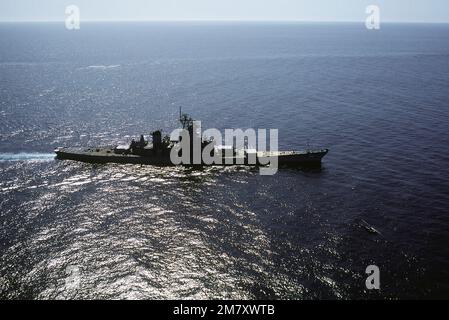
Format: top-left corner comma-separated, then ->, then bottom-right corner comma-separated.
55,147 -> 328,167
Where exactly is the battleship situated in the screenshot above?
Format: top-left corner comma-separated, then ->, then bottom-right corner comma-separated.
55,111 -> 328,168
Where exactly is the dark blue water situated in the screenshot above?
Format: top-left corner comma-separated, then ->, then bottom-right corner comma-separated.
1,22 -> 449,299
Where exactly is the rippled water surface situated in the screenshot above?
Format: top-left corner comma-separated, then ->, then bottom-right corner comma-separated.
1,22 -> 449,299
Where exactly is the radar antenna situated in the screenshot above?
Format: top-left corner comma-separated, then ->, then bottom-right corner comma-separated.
179,106 -> 193,129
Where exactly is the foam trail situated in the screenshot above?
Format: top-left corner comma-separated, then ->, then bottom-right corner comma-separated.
0,153 -> 55,162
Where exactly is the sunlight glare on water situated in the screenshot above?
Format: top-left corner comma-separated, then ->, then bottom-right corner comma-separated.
1,22 -> 449,299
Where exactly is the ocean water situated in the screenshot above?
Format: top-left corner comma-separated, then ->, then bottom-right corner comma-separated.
1,22 -> 449,299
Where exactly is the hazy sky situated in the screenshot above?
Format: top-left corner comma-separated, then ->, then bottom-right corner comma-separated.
1,0 -> 449,23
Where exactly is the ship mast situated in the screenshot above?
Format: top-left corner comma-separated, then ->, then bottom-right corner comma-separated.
179,106 -> 193,130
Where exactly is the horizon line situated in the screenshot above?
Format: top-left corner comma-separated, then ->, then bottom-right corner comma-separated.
1,19 -> 449,24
